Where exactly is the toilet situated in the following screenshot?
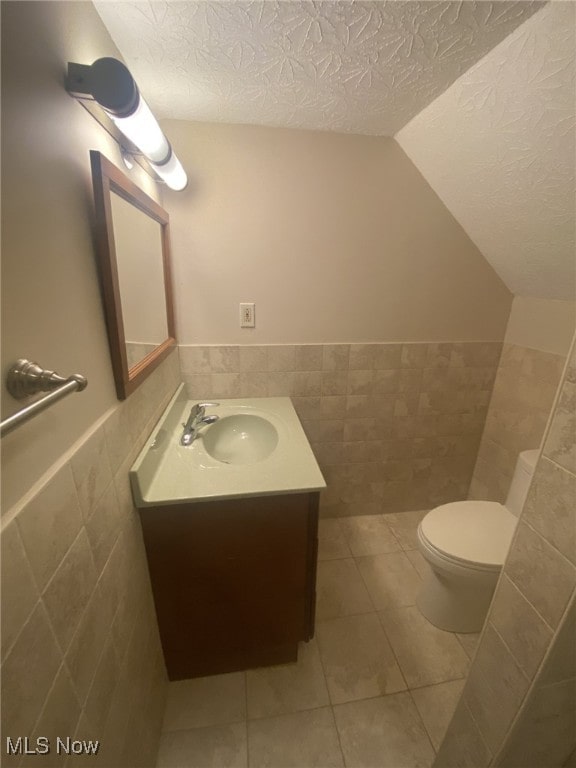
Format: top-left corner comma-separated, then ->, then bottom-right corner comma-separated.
416,449 -> 539,633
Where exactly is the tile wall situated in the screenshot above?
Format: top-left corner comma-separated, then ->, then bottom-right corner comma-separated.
0,350 -> 181,768
179,342 -> 502,516
469,343 -> 566,502
435,335 -> 576,767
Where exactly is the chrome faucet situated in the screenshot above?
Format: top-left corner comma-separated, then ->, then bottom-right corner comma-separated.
181,402 -> 219,446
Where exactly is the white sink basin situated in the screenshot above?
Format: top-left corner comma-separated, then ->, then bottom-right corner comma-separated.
203,414 -> 279,465
129,387 -> 326,506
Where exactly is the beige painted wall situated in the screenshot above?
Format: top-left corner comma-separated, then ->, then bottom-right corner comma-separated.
504,297 -> 576,356
161,120 -> 512,345
1,1 -> 161,512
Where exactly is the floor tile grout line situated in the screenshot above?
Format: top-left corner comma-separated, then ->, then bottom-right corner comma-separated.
374,608 -> 411,695
313,626 -> 348,766
407,687 -> 440,756
328,705 -> 348,768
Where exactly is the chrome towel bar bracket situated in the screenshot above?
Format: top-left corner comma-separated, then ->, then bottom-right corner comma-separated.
1,359 -> 88,438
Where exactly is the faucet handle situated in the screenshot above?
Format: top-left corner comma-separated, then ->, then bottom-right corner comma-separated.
197,402 -> 220,409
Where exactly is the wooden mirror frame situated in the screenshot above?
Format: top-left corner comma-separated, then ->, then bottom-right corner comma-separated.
90,150 -> 176,400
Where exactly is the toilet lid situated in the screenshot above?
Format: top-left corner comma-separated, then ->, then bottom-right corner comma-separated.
420,501 -> 517,568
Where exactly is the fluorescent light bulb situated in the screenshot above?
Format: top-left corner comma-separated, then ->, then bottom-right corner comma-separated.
111,97 -> 170,164
150,153 -> 188,191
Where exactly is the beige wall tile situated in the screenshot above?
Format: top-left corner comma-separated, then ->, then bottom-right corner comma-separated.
104,405 -> 137,474
65,583 -> 115,705
291,396 -> 321,420
411,679 -> 465,751
523,457 -> 576,565
345,394 -> 373,418
456,632 -> 481,660
21,665 -> 81,768
209,345 -> 240,373
464,624 -> 530,754
239,346 -> 268,372
84,639 -> 120,731
320,395 -> 347,419
434,699 -> 492,768
469,343 -> 565,503
347,369 -> 375,395
267,371 -> 294,396
401,343 -> 428,369
238,372 -> 268,397
70,427 -> 113,521
495,678 -> 576,768
374,345 -> 403,370
490,575 -> 554,679
84,484 -> 123,575
1,520 -> 39,662
505,521 -> 576,629
293,370 -> 322,396
267,345 -> 296,371
341,441 -> 382,463
349,344 -> 378,370
210,372 -> 242,398
42,530 -> 98,653
183,373 -> 212,399
322,345 -> 349,371
543,380 -> 576,474
321,371 -> 349,396
1,603 -> 63,738
373,369 -> 400,394
304,419 -> 345,443
312,441 -> 344,466
293,344 -> 323,371
343,418 -> 378,442
179,345 -> 212,374
537,595 -> 576,687
426,343 -> 453,368
17,464 -> 83,592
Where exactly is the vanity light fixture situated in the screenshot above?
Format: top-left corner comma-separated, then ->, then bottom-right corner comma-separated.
66,57 -> 187,191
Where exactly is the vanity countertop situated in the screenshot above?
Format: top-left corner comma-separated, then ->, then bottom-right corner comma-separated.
130,384 -> 326,507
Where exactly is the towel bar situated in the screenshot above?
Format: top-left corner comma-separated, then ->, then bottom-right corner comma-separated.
1,359 -> 88,437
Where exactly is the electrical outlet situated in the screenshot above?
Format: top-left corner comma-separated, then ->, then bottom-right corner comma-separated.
240,302 -> 255,328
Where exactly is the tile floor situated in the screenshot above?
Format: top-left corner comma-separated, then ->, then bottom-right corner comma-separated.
156,511 -> 480,768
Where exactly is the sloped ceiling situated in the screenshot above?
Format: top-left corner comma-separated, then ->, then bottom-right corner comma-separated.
397,3 -> 575,301
92,1 -> 574,302
93,0 -> 542,135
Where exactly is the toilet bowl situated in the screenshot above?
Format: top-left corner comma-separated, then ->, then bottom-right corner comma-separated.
416,449 -> 539,633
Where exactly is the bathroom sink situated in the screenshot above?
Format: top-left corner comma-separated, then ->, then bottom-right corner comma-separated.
203,414 -> 279,464
129,388 -> 326,505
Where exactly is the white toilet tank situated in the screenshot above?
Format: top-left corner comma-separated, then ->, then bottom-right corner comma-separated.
505,449 -> 539,516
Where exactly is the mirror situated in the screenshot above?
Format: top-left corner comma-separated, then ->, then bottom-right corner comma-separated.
90,150 -> 176,399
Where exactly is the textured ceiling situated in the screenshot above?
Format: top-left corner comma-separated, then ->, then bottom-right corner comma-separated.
93,0 -> 543,135
397,3 -> 575,301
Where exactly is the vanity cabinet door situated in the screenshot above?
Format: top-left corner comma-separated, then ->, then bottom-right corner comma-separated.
139,492 -> 319,680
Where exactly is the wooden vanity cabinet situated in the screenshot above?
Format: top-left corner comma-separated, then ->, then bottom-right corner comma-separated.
139,491 -> 319,680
